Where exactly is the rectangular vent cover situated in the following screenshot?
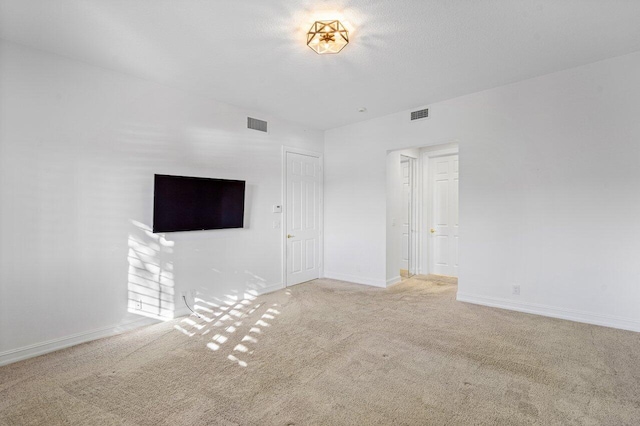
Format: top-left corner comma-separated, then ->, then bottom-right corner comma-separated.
247,117 -> 268,132
410,108 -> 429,121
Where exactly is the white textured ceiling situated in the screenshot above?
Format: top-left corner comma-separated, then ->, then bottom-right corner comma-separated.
2,1 -> 640,129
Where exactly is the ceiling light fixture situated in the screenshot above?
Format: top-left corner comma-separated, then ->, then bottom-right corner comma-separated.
307,20 -> 349,54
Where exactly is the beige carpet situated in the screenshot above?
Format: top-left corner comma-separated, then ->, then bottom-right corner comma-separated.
1,276 -> 640,425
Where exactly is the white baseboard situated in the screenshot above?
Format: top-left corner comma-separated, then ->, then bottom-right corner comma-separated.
0,316 -> 160,367
457,292 -> 640,333
322,272 -> 387,288
1,283 -> 287,368
256,282 -> 285,295
386,276 -> 402,287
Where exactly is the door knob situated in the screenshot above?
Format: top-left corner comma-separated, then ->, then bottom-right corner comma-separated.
287,234 -> 295,238
430,228 -> 436,234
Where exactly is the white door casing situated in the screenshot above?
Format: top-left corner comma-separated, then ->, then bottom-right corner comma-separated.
429,154 -> 459,277
409,156 -> 419,276
400,157 -> 410,272
285,151 -> 321,286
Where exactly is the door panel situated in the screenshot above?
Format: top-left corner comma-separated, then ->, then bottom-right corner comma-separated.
429,154 -> 459,277
292,240 -> 302,273
305,239 -> 315,270
435,236 -> 449,266
435,180 -> 449,226
286,152 -> 321,286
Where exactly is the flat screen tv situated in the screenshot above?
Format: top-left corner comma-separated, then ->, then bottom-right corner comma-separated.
153,174 -> 245,233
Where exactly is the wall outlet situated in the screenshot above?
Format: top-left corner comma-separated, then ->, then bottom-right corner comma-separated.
512,285 -> 521,295
189,289 -> 197,297
135,299 -> 142,310
181,291 -> 187,298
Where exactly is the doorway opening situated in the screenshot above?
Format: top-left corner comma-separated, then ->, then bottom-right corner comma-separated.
400,155 -> 416,278
386,142 -> 459,286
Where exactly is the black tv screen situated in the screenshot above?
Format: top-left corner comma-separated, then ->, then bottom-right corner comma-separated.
153,174 -> 245,233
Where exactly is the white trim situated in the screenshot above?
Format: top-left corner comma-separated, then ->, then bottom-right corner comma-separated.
1,281 -> 288,367
386,276 -> 402,287
0,316 -> 160,367
281,146 -> 324,158
410,156 -> 420,276
400,155 -> 419,277
323,271 -> 387,288
420,152 -> 427,275
255,282 -> 285,295
282,146 -> 324,288
422,147 -> 459,158
457,292 -> 640,333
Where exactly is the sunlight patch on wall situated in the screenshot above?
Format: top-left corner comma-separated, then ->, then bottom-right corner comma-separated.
127,220 -> 176,321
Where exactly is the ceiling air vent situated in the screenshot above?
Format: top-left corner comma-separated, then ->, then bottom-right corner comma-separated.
247,117 -> 268,132
410,108 -> 429,121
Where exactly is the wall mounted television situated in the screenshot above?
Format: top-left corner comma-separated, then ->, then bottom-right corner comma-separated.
153,174 -> 245,233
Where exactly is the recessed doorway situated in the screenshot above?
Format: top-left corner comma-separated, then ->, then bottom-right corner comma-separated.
386,143 -> 459,286
400,155 -> 416,278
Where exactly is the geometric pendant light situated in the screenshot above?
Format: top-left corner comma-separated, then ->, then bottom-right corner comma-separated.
307,20 -> 349,54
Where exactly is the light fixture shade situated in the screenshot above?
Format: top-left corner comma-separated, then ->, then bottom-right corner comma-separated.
307,20 -> 349,54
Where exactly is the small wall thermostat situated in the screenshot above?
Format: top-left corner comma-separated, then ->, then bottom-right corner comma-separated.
273,205 -> 282,213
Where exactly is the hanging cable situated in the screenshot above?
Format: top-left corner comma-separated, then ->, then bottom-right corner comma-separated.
182,295 -> 202,319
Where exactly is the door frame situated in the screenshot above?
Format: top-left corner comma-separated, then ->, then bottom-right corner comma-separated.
420,147 -> 459,276
400,155 -> 419,277
281,146 -> 324,287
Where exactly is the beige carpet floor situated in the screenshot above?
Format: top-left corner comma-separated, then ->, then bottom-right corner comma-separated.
1,276 -> 640,425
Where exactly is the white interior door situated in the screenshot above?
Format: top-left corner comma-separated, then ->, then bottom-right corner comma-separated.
286,152 -> 321,286
429,154 -> 459,277
400,157 -> 411,274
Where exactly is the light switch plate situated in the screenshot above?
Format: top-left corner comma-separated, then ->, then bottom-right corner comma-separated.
273,205 -> 282,213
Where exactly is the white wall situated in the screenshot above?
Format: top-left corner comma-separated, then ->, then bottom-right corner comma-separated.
0,41 -> 323,363
324,51 -> 640,332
